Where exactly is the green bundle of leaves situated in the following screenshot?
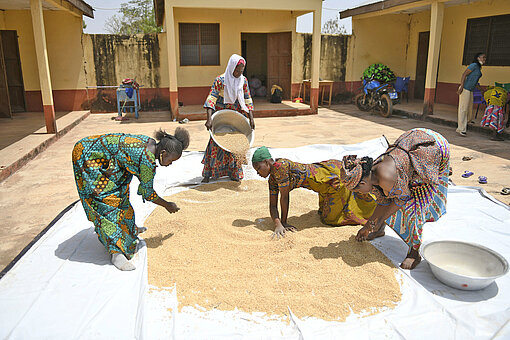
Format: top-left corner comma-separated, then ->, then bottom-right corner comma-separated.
362,63 -> 396,83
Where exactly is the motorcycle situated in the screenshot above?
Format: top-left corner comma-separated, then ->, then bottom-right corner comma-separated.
354,76 -> 399,117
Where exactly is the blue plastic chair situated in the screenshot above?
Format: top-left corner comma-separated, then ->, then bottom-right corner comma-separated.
394,76 -> 410,102
116,85 -> 141,119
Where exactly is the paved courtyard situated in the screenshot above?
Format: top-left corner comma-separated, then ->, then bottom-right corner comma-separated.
1,104 -> 509,271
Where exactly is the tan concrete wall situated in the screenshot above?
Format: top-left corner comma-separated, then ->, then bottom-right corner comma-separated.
435,0 -> 510,86
293,33 -> 349,83
345,13 -> 410,83
172,8 -> 296,87
347,0 -> 510,87
0,10 -> 86,91
82,31 -> 349,88
82,34 -> 167,88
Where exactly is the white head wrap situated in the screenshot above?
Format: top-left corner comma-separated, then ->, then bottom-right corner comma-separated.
223,54 -> 249,113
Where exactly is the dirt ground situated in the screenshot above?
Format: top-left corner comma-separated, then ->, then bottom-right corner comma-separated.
1,104 -> 509,271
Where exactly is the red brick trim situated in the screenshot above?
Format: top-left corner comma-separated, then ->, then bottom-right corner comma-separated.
310,87 -> 319,113
43,105 -> 57,133
170,91 -> 179,119
423,88 -> 436,115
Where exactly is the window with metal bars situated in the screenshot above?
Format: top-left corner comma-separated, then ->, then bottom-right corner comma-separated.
179,23 -> 219,66
463,14 -> 510,66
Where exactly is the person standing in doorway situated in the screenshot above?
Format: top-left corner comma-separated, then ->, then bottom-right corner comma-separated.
456,53 -> 486,137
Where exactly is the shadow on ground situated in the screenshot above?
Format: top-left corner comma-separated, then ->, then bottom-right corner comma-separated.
0,111 -> 70,150
309,234 -> 394,268
143,232 -> 174,248
232,209 -> 325,232
54,228 -> 110,266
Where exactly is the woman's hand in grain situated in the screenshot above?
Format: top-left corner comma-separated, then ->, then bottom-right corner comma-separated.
355,225 -> 371,242
272,222 -> 296,240
165,201 -> 180,214
282,222 -> 297,232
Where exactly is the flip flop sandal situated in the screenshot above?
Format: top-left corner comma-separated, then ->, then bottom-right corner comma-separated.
462,171 -> 474,178
501,188 -> 510,195
478,176 -> 488,184
462,156 -> 473,161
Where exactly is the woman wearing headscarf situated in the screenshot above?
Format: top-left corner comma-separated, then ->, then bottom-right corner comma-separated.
252,147 -> 377,239
340,128 -> 450,270
202,54 -> 255,183
456,52 -> 486,137
72,128 -> 190,271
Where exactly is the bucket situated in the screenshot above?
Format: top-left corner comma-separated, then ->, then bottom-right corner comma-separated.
209,109 -> 254,153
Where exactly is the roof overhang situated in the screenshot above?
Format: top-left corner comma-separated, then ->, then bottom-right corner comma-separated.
0,0 -> 94,18
340,0 -> 479,19
154,0 -> 322,27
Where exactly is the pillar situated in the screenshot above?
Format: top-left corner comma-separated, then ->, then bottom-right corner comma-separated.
423,1 -> 444,116
165,3 -> 179,119
310,8 -> 322,114
30,0 -> 56,133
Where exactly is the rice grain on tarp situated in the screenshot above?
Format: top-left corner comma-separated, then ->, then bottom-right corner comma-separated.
145,180 -> 401,321
213,131 -> 250,165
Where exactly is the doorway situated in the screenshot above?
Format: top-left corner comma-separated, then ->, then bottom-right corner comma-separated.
241,32 -> 292,101
267,32 -> 291,100
241,33 -> 268,99
414,31 -> 429,99
0,30 -> 26,118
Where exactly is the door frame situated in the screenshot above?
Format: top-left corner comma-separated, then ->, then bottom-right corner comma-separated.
267,31 -> 292,101
1,30 -> 26,113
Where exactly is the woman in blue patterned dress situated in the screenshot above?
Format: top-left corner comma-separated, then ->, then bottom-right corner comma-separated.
202,54 -> 255,183
340,128 -> 450,269
72,128 -> 190,271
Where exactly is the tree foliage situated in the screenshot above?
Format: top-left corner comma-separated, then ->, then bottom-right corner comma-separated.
105,0 -> 162,35
322,15 -> 347,35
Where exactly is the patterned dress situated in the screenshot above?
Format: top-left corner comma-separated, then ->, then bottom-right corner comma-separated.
202,74 -> 254,180
72,133 -> 160,258
371,128 -> 450,252
269,159 -> 377,226
481,87 -> 508,133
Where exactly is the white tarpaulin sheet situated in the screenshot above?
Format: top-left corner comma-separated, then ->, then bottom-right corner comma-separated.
1,137 -> 509,340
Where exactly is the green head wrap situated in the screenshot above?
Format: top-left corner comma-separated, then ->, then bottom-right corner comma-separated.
252,146 -> 272,164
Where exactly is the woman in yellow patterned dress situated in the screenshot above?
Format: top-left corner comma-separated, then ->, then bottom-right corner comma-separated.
251,147 -> 377,238
72,128 -> 190,271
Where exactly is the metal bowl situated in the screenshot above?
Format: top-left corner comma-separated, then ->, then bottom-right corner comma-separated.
421,240 -> 509,291
209,109 -> 254,153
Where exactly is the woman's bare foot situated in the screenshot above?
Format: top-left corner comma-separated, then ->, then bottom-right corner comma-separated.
400,248 -> 421,270
201,176 -> 210,183
111,253 -> 136,271
367,224 -> 385,240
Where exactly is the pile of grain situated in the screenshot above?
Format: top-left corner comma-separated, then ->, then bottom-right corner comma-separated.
144,180 -> 401,321
213,131 -> 250,164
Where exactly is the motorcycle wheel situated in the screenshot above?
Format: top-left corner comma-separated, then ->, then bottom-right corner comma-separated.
355,93 -> 370,112
378,94 -> 393,118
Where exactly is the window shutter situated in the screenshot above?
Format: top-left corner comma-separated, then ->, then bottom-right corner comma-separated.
180,23 -> 200,66
463,14 -> 510,66
463,17 -> 490,65
200,24 -> 219,65
488,15 -> 510,66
